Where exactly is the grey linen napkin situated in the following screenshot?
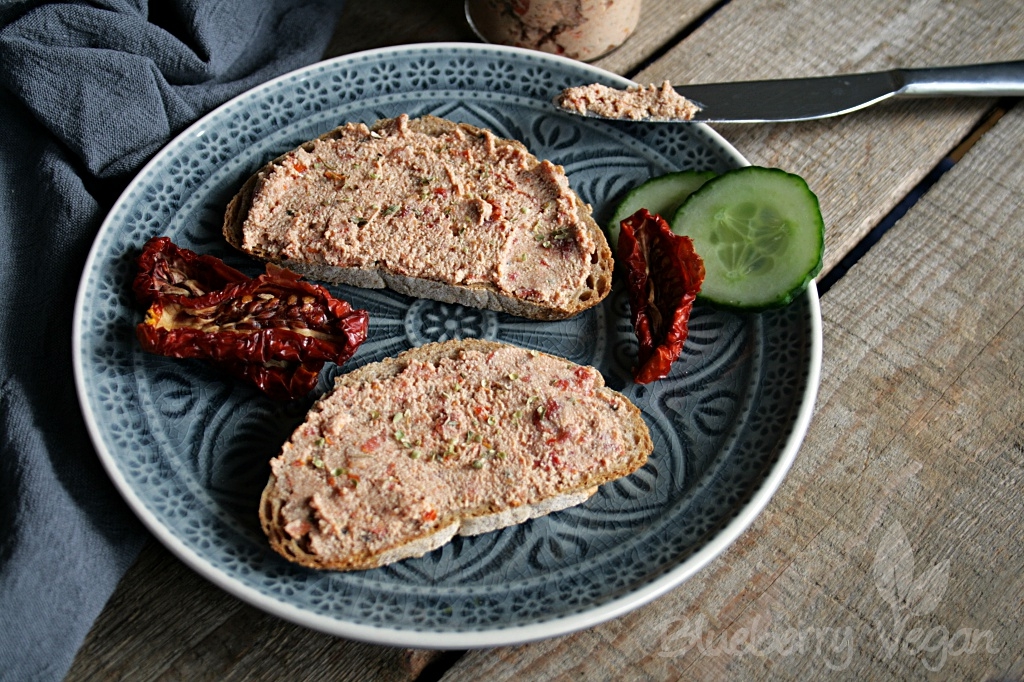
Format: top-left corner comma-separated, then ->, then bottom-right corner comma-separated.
0,1 -> 344,678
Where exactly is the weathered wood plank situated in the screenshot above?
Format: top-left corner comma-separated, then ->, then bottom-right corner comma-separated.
630,0 -> 1024,276
67,2 -> 1024,679
68,4 -> 720,678
321,0 -> 718,77
67,540 -> 441,681
593,0 -> 719,75
67,541 -> 234,679
323,0 -> 475,58
440,101 -> 1024,681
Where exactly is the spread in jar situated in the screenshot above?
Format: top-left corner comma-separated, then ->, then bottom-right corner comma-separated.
466,0 -> 642,62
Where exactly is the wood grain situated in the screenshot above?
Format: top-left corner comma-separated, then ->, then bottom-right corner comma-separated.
320,0 -> 718,76
440,100 -> 1024,682
66,541 -> 444,681
323,0 -> 475,58
68,4 -> 715,680
66,1 -> 1024,679
593,0 -> 720,75
631,0 -> 1024,276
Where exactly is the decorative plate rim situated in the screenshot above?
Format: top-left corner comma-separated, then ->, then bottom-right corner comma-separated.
72,42 -> 822,649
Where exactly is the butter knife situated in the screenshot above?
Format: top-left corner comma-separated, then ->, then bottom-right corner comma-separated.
559,61 -> 1024,123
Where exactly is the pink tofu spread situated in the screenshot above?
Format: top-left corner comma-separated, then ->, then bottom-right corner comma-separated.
269,344 -> 639,560
558,81 -> 701,121
239,114 -> 599,310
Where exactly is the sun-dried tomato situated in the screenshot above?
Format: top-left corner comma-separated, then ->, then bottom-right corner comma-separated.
618,209 -> 705,384
133,235 -> 250,304
134,236 -> 368,399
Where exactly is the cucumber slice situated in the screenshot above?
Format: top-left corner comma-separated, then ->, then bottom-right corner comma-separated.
607,170 -> 716,249
670,167 -> 824,310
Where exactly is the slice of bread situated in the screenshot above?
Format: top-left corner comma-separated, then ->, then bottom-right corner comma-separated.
260,339 -> 652,571
224,114 -> 612,320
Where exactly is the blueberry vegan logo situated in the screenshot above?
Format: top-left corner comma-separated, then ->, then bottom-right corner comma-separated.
655,612 -> 854,670
654,518 -> 1000,672
872,521 -> 998,671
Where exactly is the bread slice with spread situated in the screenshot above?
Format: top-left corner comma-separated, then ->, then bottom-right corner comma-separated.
223,114 -> 612,320
260,339 -> 652,571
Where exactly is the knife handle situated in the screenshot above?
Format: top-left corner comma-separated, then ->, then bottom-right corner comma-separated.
898,60 -> 1024,97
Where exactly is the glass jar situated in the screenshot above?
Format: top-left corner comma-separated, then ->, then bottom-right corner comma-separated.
465,0 -> 642,62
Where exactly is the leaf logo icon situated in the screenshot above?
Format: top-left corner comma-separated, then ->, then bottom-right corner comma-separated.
908,559 -> 949,617
873,521 -> 949,615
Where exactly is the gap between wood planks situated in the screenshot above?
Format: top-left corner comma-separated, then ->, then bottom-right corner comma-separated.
817,99 -> 1016,295
405,11 -> 734,677
410,649 -> 465,682
407,95 -> 1019,682
623,0 -> 732,82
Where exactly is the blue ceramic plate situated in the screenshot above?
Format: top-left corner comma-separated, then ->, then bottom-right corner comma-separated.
73,44 -> 821,648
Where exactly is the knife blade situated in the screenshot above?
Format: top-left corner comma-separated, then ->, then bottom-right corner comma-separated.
560,61 -> 1024,123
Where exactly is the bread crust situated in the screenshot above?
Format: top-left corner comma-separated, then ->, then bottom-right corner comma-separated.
224,116 -> 613,320
259,339 -> 652,571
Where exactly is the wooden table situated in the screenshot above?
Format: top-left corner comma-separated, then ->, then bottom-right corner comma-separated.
68,1 -> 1024,678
